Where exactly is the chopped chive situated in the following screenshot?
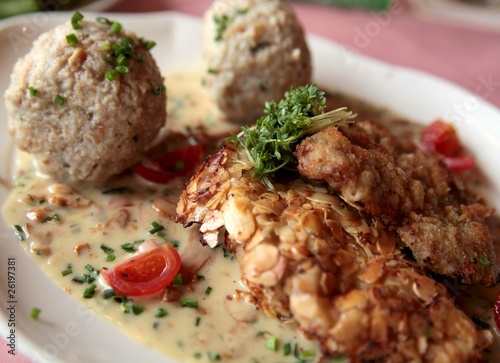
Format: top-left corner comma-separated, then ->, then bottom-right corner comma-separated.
12,225 -> 26,241
180,297 -> 198,309
102,42 -> 111,51
193,352 -> 202,359
102,289 -> 115,299
66,33 -> 78,46
137,54 -> 144,63
479,257 -> 490,266
105,69 -> 116,81
116,53 -> 127,65
110,21 -> 122,34
155,308 -> 168,318
300,348 -> 316,359
83,283 -> 97,298
105,253 -> 115,262
149,221 -> 165,234
265,336 -> 279,351
207,352 -> 221,361
30,307 -> 41,320
140,38 -> 156,50
55,94 -> 65,106
195,316 -> 201,326
82,274 -> 95,283
197,275 -> 205,281
28,86 -> 37,97
100,244 -> 115,261
115,65 -> 129,74
96,16 -> 112,25
283,342 -> 292,356
205,286 -> 213,296
42,213 -> 60,223
71,276 -> 84,284
207,68 -> 218,74
121,302 -> 145,315
84,264 -> 94,272
122,240 -> 144,253
172,273 -> 183,286
61,267 -> 72,276
71,11 -> 84,30
100,244 -> 115,254
102,186 -> 134,195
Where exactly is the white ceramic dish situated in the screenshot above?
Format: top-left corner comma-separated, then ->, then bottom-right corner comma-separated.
1,11 -> 500,363
411,0 -> 500,31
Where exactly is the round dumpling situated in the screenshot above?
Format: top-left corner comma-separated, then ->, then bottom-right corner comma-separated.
5,15 -> 166,182
203,0 -> 312,123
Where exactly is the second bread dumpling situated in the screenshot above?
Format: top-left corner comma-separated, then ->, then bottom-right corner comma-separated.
203,0 -> 312,123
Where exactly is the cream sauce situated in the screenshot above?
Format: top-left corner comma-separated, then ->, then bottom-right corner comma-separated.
2,67 -> 500,362
1,69 -> 322,363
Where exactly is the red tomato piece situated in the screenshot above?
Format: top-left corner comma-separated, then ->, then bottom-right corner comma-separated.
133,144 -> 204,184
420,120 -> 462,156
443,154 -> 476,173
420,120 -> 476,172
101,243 -> 181,297
494,290 -> 500,331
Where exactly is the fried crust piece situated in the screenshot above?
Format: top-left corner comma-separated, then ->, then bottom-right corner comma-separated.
176,142 -> 492,362
295,121 -> 497,286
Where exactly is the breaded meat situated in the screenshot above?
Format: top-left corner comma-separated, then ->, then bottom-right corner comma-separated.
295,121 -> 497,286
176,142 -> 493,362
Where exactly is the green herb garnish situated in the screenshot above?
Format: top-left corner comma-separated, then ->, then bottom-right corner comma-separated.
30,307 -> 41,320
140,38 -> 156,51
121,240 -> 144,253
155,308 -> 168,318
172,273 -> 183,286
11,225 -> 26,241
61,267 -> 72,276
102,289 -> 115,299
71,11 -> 84,30
213,8 -> 248,42
110,21 -> 122,34
149,221 -> 165,235
180,297 -> 198,309
228,84 -> 355,187
83,283 -> 97,298
66,33 -> 78,46
264,336 -> 279,351
55,94 -> 65,106
28,86 -> 37,97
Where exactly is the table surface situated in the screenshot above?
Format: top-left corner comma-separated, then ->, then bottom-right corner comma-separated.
1,0 -> 499,362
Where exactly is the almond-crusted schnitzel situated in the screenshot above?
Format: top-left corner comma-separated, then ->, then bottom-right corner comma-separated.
176,85 -> 498,362
176,142 -> 493,362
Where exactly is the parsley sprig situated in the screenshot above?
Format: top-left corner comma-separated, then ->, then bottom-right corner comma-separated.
228,84 -> 355,185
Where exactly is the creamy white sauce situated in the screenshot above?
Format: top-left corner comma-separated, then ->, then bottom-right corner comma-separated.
1,69 -> 321,363
2,68 -> 500,362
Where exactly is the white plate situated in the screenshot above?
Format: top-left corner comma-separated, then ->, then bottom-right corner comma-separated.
411,0 -> 500,31
1,11 -> 500,363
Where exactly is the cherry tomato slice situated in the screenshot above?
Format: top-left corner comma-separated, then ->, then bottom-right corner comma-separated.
494,290 -> 500,332
443,154 -> 476,173
420,120 -> 476,173
101,243 -> 181,297
133,144 -> 204,184
420,120 -> 462,157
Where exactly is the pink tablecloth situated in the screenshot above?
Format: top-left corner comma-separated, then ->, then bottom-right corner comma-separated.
2,0 -> 499,362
